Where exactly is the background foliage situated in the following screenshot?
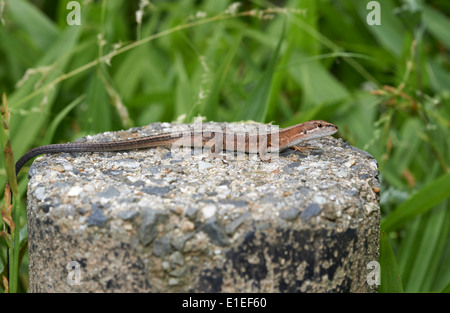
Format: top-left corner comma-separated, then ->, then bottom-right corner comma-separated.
0,0 -> 449,292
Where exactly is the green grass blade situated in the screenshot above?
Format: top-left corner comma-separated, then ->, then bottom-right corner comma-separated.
404,202 -> 448,292
427,58 -> 450,93
236,20 -> 285,122
288,50 -> 349,108
396,217 -> 421,289
9,27 -> 82,157
381,172 -> 450,232
422,5 -> 450,50
175,52 -> 193,121
82,66 -> 113,133
0,95 -> 20,293
201,32 -> 242,121
6,0 -> 59,51
43,95 -> 85,145
441,282 -> 450,293
354,0 -> 405,57
428,201 -> 450,292
114,47 -> 151,101
388,118 -> 422,178
379,231 -> 404,293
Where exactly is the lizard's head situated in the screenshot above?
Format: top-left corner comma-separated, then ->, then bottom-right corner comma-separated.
304,120 -> 338,139
281,120 -> 338,149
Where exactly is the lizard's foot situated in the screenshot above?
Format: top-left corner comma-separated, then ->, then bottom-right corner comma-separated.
291,145 -> 314,152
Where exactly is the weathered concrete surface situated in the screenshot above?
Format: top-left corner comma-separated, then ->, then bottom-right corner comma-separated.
26,122 -> 380,292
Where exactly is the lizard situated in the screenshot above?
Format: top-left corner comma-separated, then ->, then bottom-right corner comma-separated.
15,120 -> 338,175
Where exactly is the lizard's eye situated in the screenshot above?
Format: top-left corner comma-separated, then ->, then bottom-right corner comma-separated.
317,123 -> 322,128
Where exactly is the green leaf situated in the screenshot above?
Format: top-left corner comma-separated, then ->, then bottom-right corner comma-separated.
379,231 -> 404,293
381,173 -> 450,232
